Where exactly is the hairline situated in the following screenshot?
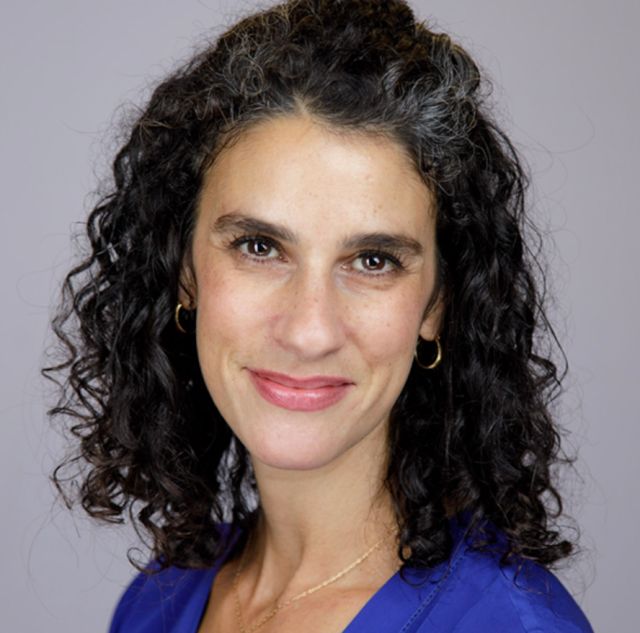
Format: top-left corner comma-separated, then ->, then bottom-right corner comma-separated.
182,102 -> 442,318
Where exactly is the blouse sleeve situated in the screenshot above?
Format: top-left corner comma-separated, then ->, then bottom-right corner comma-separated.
411,553 -> 593,633
109,567 -> 216,633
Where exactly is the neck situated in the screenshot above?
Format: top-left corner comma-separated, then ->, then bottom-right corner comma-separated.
245,420 -> 398,593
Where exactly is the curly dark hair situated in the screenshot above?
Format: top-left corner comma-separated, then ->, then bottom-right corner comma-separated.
46,0 -> 573,573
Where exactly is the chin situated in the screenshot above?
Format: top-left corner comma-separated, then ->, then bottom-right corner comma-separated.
247,432 -> 352,472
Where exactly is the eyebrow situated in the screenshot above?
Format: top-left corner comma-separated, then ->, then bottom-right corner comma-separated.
213,212 -> 423,256
214,213 -> 297,242
342,232 -> 424,257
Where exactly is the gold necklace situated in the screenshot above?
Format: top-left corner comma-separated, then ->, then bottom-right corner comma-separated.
232,535 -> 386,633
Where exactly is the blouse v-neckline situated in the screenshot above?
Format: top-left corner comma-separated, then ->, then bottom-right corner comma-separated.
180,535 -> 466,633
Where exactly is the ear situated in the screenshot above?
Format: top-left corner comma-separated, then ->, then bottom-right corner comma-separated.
177,263 -> 197,310
418,292 -> 443,341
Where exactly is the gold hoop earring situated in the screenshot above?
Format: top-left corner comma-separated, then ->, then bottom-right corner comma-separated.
414,335 -> 442,370
174,302 -> 195,334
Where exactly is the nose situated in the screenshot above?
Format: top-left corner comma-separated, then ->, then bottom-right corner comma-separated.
273,269 -> 347,361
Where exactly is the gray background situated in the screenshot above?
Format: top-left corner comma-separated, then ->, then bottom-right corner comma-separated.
1,0 -> 638,630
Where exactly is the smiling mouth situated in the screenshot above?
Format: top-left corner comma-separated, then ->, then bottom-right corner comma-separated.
247,369 -> 354,412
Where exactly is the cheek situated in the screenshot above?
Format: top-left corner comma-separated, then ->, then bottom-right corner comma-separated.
348,286 -> 426,372
193,266 -> 258,384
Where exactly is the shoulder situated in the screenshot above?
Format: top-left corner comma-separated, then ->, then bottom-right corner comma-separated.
405,544 -> 593,633
109,525 -> 238,633
109,566 -> 216,633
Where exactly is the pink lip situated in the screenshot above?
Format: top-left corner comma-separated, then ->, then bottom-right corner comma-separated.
247,369 -> 353,412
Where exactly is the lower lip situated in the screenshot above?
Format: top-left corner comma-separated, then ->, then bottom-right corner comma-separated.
248,371 -> 352,412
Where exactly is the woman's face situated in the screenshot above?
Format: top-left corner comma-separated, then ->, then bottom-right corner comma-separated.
186,116 -> 441,472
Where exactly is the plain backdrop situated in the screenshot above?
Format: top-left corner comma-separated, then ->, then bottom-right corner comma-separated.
1,0 -> 638,631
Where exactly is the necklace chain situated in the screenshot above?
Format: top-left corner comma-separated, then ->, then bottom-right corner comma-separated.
232,535 -> 386,633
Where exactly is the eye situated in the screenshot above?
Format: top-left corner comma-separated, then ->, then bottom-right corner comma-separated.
232,236 -> 282,260
360,254 -> 387,271
351,251 -> 400,274
244,238 -> 275,257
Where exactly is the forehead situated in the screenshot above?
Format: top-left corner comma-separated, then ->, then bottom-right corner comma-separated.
198,115 -> 435,236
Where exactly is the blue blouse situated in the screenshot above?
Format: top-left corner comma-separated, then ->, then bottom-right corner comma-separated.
110,525 -> 592,633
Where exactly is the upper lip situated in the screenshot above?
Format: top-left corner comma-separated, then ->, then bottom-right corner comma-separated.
248,369 -> 353,389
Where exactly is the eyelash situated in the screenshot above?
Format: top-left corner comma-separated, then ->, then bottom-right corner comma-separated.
352,250 -> 405,275
228,235 -> 283,263
227,235 -> 406,276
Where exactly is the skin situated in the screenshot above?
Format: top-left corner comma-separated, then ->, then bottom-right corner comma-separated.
182,115 -> 441,633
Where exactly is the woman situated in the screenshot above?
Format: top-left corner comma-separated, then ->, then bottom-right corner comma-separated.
46,0 -> 593,631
